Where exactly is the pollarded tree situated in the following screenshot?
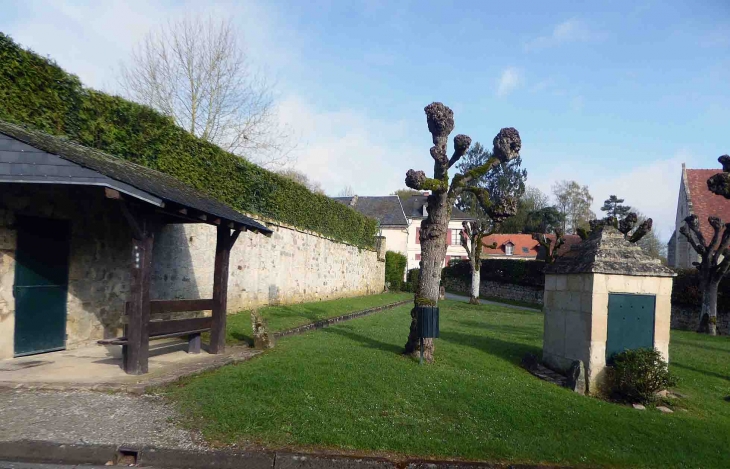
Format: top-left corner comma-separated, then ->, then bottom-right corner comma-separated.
679,155 -> 730,336
403,102 -> 520,362
455,143 -> 526,304
532,228 -> 565,264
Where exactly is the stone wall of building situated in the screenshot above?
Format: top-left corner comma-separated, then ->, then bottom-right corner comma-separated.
441,276 -> 543,305
0,185 -> 384,359
670,304 -> 730,335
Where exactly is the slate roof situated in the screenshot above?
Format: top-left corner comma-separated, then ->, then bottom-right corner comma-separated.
400,194 -> 474,220
332,196 -> 407,226
544,226 -> 675,277
0,120 -> 272,234
685,168 -> 730,241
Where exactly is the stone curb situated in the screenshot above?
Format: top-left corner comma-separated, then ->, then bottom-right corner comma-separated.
274,300 -> 412,338
0,440 -> 565,469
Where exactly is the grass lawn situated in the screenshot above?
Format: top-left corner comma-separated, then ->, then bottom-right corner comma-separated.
224,292 -> 411,345
168,299 -> 730,468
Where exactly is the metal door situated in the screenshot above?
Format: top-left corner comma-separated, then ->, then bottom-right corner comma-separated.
606,293 -> 655,361
13,216 -> 71,356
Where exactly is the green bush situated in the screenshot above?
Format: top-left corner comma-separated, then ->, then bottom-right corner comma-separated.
385,251 -> 407,291
443,259 -> 545,287
404,268 -> 420,292
607,348 -> 677,404
672,268 -> 730,312
0,33 -> 378,248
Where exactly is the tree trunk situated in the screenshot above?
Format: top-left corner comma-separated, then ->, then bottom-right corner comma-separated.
699,275 -> 720,336
404,193 -> 450,363
469,264 -> 480,304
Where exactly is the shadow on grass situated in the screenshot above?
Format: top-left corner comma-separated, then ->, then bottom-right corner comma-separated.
440,330 -> 541,364
455,319 -> 542,335
672,361 -> 730,382
320,326 -> 403,355
672,335 -> 730,354
230,332 -> 253,346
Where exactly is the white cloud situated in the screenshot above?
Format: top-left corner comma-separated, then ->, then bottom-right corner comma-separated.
524,18 -> 600,52
496,67 -> 522,97
276,96 -> 423,196
531,150 -> 702,242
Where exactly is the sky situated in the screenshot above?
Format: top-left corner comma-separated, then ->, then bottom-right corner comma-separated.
1,0 -> 728,242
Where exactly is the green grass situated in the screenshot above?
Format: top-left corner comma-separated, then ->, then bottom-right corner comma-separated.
445,289 -> 540,310
224,292 -> 411,345
169,300 -> 730,468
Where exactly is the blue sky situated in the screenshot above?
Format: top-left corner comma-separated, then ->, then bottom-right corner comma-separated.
1,0 -> 728,240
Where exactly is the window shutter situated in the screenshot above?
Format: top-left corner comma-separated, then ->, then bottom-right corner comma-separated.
416,254 -> 421,260
447,229 -> 452,245
445,255 -> 451,266
416,229 -> 420,244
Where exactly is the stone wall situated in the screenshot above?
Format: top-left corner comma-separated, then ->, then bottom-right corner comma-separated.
151,223 -> 384,311
0,185 -> 384,359
441,276 -> 543,305
670,304 -> 730,335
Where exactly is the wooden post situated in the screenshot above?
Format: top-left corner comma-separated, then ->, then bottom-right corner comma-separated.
210,225 -> 239,354
123,206 -> 154,375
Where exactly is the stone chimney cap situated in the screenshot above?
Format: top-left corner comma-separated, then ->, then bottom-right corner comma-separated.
349,195 -> 359,207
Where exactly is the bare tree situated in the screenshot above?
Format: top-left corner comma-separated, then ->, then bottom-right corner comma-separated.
338,185 -> 355,197
679,154 -> 730,336
277,168 -> 324,194
119,15 -> 291,167
404,102 -> 520,362
552,180 -> 595,234
532,228 -> 565,264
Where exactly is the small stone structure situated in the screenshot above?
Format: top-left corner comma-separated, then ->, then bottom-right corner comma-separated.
542,226 -> 675,394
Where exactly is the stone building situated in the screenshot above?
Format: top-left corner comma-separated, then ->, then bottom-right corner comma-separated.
542,226 -> 675,394
0,121 -> 384,363
668,163 -> 730,268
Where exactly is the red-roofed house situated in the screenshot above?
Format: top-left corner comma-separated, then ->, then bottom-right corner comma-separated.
480,233 -> 583,260
668,164 -> 730,268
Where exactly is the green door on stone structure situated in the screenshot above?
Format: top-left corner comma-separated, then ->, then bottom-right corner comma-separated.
13,216 -> 71,357
606,293 -> 655,361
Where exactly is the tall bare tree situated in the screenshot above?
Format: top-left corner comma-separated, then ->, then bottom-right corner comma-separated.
552,180 -> 595,234
403,102 -> 520,362
277,168 -> 324,194
679,155 -> 730,336
338,185 -> 355,197
119,15 -> 291,167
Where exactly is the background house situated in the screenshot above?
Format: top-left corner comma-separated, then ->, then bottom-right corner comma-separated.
332,196 -> 408,255
668,163 -> 730,268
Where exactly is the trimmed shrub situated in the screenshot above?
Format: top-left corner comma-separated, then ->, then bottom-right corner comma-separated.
404,268 -> 420,292
0,33 -> 378,248
672,268 -> 730,312
442,259 -> 545,287
385,251 -> 407,291
607,348 -> 677,404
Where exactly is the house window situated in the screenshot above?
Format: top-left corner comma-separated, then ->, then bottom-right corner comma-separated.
505,243 -> 514,255
451,229 -> 461,245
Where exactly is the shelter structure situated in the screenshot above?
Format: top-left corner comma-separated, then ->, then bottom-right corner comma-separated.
0,120 -> 272,374
542,226 -> 675,393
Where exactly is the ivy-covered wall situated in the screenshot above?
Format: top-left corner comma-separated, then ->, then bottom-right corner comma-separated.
0,33 -> 378,248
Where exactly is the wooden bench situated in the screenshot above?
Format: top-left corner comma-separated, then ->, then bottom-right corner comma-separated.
98,299 -> 214,355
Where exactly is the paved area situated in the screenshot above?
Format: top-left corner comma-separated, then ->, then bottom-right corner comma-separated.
0,340 -> 258,393
0,390 -> 203,450
444,292 -> 541,312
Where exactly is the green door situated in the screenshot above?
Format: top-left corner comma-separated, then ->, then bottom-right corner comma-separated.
13,216 -> 71,357
606,293 -> 655,361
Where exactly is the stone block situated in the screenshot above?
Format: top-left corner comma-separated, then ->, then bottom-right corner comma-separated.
543,309 -> 565,356
592,274 -> 607,294
639,277 -> 660,294
545,274 -> 557,291
567,275 -> 584,292
556,275 -> 568,291
659,277 -> 673,296
580,292 -> 593,313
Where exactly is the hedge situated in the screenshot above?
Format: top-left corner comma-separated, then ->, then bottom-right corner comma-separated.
443,259 -> 546,287
384,251 -> 407,291
0,33 -> 378,248
672,268 -> 730,312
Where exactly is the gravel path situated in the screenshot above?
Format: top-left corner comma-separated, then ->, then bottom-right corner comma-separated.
0,390 -> 202,450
